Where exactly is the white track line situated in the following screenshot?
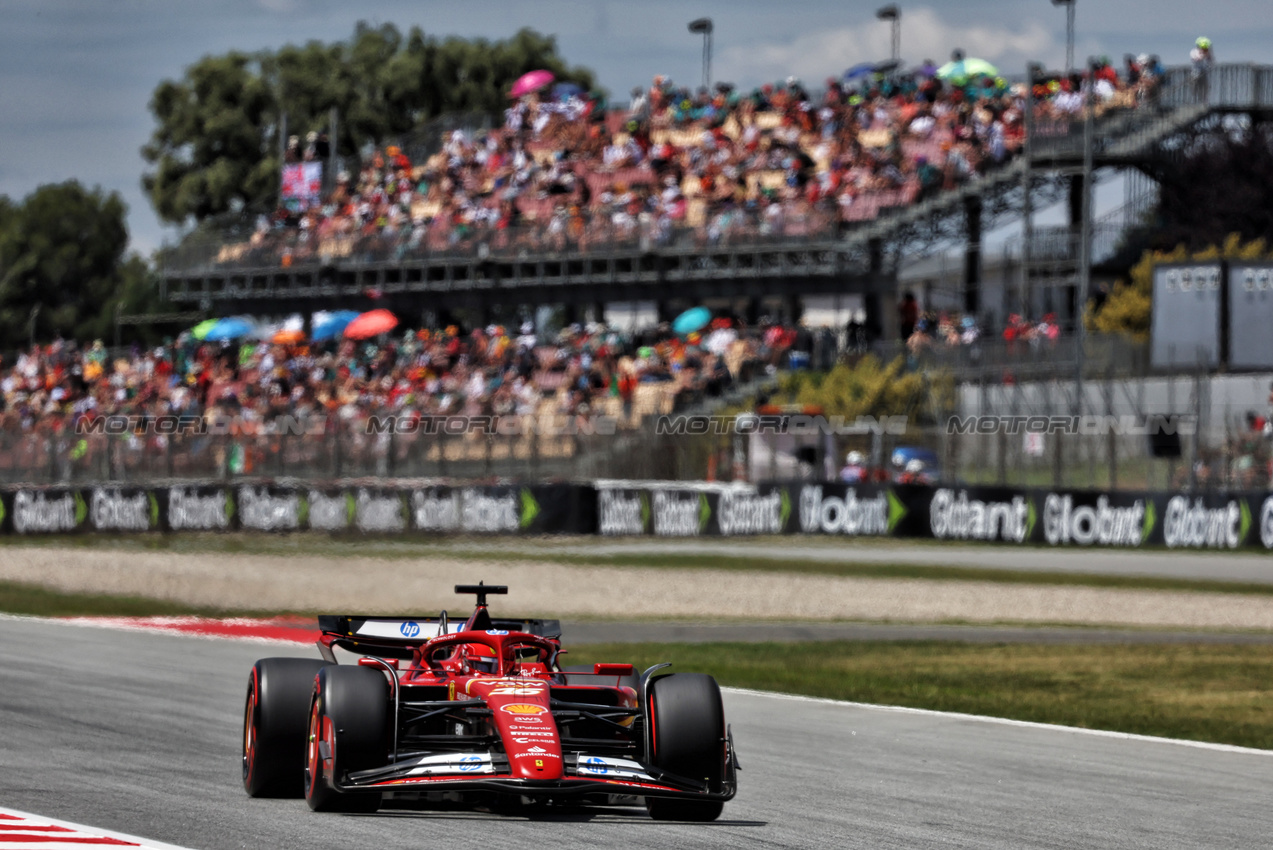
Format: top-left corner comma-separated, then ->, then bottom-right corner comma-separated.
0,807 -> 194,849
722,686 -> 1273,757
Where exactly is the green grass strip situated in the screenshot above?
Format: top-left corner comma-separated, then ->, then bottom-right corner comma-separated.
565,641 -> 1273,750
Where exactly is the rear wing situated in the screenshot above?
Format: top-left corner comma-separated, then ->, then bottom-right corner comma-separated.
317,615 -> 563,659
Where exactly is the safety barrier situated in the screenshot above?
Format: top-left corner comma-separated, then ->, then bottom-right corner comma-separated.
2,479 -> 1272,551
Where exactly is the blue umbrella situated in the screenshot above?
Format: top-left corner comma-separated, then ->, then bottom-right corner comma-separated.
552,82 -> 584,101
311,310 -> 361,342
203,316 -> 255,341
843,62 -> 878,81
672,306 -> 712,336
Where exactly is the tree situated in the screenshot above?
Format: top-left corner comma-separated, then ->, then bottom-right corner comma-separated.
143,24 -> 597,227
0,182 -> 157,345
142,52 -> 278,226
1143,117 -> 1273,251
776,355 -> 954,423
1088,235 -> 1272,340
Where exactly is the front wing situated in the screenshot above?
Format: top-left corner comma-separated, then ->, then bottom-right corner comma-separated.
341,750 -> 738,803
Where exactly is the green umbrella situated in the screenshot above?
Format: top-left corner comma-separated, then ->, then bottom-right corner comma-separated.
935,57 -> 999,83
191,319 -> 218,340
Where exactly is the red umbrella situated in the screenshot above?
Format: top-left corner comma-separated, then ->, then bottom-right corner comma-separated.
510,69 -> 555,98
343,309 -> 399,340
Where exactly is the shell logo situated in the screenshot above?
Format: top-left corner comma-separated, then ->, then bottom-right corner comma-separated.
500,703 -> 547,717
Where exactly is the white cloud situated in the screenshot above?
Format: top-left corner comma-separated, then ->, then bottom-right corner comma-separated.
716,8 -> 1057,88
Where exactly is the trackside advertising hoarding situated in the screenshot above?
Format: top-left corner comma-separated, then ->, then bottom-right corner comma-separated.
595,483 -> 793,537
0,483 -> 592,535
0,483 -> 1265,549
593,482 -> 1270,550
595,482 -> 908,538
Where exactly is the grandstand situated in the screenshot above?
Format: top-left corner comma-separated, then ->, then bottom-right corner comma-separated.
162,60 -> 1273,340
7,55 -> 1273,488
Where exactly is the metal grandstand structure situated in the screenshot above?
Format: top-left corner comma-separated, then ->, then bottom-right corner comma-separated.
161,63 -> 1273,337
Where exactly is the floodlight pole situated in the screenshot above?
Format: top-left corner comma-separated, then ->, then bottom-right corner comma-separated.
1022,62 -> 1041,319
688,18 -> 714,91
876,6 -> 900,64
1052,0 -> 1075,74
1075,57 -> 1096,422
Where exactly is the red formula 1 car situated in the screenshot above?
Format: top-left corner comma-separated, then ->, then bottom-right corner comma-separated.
242,582 -> 738,820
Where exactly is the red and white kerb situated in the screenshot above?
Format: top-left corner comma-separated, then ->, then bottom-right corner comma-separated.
0,808 -> 194,849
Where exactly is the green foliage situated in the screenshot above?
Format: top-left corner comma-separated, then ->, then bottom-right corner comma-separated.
568,641 -> 1273,749
1090,234 -> 1273,340
0,182 -> 159,345
142,52 -> 277,225
142,24 -> 597,226
1150,120 -> 1273,251
774,355 -> 953,422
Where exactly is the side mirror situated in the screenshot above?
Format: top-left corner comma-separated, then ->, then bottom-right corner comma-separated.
358,657 -> 399,670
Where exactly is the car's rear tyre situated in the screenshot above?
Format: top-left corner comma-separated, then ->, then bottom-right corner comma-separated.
243,658 -> 332,798
644,673 -> 726,822
304,665 -> 388,813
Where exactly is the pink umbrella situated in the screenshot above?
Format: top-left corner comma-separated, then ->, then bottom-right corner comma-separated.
343,309 -> 399,340
510,69 -> 555,98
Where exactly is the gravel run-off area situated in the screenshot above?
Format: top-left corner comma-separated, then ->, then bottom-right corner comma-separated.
4,547 -> 1273,630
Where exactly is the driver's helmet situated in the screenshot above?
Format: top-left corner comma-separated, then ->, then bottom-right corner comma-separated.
1196,37 -> 1211,49
846,451 -> 865,465
905,459 -> 926,473
463,643 -> 498,675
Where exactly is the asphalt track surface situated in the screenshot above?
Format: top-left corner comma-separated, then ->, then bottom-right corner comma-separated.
4,617 -> 1273,849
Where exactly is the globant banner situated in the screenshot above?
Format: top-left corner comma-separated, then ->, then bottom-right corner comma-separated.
0,482 -> 1267,549
0,483 -> 592,536
596,484 -> 792,537
593,481 -> 1273,550
595,482 -> 900,537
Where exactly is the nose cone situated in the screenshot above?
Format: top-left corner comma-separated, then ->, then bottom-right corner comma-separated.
469,679 -> 563,780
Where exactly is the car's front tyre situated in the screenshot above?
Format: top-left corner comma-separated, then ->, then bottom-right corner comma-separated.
644,672 -> 727,822
304,665 -> 388,813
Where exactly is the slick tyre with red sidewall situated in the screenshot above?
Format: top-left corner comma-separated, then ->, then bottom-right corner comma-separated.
305,665 -> 389,813
644,672 -> 727,822
243,658 -> 333,798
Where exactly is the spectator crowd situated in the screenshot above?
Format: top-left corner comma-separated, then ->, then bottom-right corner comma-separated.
5,48 -> 1190,481
0,316 -> 803,480
211,51 -> 1166,268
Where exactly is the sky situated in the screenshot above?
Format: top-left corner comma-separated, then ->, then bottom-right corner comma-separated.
3,0 -> 1272,257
